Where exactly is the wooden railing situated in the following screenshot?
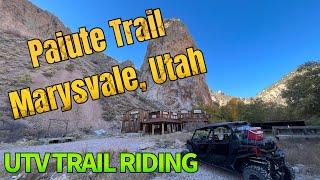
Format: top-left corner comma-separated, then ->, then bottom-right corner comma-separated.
144,117 -> 181,123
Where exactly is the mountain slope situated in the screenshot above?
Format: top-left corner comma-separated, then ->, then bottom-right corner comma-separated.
140,19 -> 212,110
0,0 -> 156,140
0,0 -> 213,141
257,61 -> 320,105
210,61 -> 320,106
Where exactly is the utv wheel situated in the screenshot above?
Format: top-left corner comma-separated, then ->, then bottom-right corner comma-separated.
242,165 -> 272,180
283,164 -> 295,180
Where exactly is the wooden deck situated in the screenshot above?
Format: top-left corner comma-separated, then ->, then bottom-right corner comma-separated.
121,109 -> 209,134
181,117 -> 208,123
141,117 -> 181,124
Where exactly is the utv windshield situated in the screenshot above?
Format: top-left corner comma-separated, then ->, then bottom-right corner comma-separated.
233,125 -> 252,132
232,125 -> 252,141
192,128 -> 210,141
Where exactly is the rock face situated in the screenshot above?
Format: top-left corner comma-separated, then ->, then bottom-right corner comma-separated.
210,90 -> 235,106
140,19 -> 212,110
0,0 -> 69,39
256,77 -> 290,106
0,0 -> 156,141
0,0 -> 93,141
210,90 -> 253,106
0,1 -> 213,141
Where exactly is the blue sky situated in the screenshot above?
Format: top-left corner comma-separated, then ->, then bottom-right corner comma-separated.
30,0 -> 320,97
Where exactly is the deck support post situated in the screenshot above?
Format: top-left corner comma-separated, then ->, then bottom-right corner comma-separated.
162,123 -> 165,135
143,124 -> 146,133
152,124 -> 155,135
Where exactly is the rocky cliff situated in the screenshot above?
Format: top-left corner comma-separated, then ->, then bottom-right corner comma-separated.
210,90 -> 235,106
140,19 -> 212,110
0,0 -> 155,141
210,90 -> 253,106
0,0 -> 213,141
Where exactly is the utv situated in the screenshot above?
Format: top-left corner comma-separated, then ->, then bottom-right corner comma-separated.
183,121 -> 294,180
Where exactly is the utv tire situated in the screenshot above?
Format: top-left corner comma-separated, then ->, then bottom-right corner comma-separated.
242,165 -> 272,180
283,164 -> 295,180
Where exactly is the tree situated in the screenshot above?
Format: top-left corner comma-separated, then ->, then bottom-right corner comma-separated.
241,99 -> 266,122
197,103 -> 223,122
282,61 -> 320,119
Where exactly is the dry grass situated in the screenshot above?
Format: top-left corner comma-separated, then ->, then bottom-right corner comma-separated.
277,139 -> 320,175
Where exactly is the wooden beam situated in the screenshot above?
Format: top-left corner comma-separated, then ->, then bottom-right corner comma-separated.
162,123 -> 165,135
152,124 -> 155,135
143,124 -> 146,133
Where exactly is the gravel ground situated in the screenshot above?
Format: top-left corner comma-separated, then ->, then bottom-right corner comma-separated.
0,136 -> 150,157
0,134 -> 317,180
0,134 -> 239,179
